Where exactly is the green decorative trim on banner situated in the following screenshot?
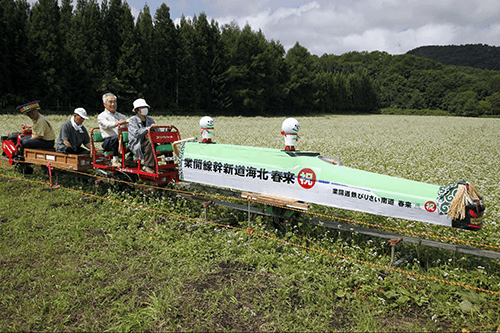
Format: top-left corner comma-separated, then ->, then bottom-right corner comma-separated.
177,141 -> 186,180
437,182 -> 460,215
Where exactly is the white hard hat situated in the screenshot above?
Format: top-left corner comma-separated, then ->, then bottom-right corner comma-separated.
133,98 -> 149,110
200,116 -> 214,128
74,107 -> 89,119
282,118 -> 300,133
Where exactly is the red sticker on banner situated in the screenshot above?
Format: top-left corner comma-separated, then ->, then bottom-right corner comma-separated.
424,201 -> 437,212
298,168 -> 316,189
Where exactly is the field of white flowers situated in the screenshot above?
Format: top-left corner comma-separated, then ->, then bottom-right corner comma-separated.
184,115 -> 500,247
2,113 -> 500,331
1,113 -> 499,248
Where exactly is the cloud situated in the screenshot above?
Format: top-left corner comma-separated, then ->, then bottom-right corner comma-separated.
204,0 -> 270,16
215,2 -> 322,40
212,0 -> 500,55
26,0 -> 500,56
129,5 -> 141,21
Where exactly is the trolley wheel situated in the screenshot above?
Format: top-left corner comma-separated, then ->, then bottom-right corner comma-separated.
113,171 -> 138,190
15,163 -> 33,175
270,206 -> 289,235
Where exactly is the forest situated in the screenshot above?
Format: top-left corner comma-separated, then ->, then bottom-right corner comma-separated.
1,0 -> 500,117
407,44 -> 500,71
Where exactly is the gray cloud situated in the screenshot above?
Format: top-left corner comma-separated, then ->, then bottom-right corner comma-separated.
39,0 -> 498,56
211,0 -> 500,55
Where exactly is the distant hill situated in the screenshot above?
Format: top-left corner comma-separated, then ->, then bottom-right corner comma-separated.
407,44 -> 500,71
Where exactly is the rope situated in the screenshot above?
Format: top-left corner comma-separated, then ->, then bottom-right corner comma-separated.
248,198 -> 500,251
0,170 -> 499,296
1,160 -> 499,251
253,232 -> 500,295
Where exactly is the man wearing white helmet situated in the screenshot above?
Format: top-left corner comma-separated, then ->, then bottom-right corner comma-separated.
128,98 -> 160,173
98,93 -> 127,167
56,108 -> 91,154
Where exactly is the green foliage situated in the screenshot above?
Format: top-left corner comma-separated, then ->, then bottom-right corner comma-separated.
284,42 -> 315,113
220,24 -> 287,115
380,108 -> 450,116
65,0 -> 105,108
0,0 -> 379,115
0,178 -> 452,332
316,51 -> 500,117
2,115 -> 500,331
151,4 -> 178,109
408,44 -> 500,71
27,0 -> 66,106
0,0 -> 34,107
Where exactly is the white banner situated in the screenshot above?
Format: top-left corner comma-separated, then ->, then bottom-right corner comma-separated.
179,152 -> 452,227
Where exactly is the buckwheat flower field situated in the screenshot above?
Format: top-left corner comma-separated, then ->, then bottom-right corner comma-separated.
167,115 -> 500,242
1,113 -> 499,331
1,114 -> 499,245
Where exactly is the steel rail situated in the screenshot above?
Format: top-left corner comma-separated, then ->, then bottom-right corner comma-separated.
2,156 -> 498,260
183,192 -> 500,261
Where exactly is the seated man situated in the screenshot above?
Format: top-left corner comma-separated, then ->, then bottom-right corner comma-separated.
56,108 -> 91,154
98,93 -> 127,167
17,100 -> 55,149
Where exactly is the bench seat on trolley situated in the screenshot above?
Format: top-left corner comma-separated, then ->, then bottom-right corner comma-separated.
93,131 -> 131,157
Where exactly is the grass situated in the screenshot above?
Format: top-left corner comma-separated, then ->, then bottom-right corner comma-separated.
1,114 -> 500,331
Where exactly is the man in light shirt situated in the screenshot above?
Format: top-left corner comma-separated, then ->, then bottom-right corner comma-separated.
98,93 -> 127,167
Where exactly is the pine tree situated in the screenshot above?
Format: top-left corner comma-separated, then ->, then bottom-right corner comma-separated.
0,0 -> 34,107
193,13 -> 226,112
100,0 -> 137,107
284,42 -> 315,113
177,15 -> 197,111
135,4 -> 154,100
153,4 -> 178,110
66,0 -> 105,109
115,1 -> 140,108
28,0 -> 67,109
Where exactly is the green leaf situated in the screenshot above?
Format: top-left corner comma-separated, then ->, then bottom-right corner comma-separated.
459,300 -> 474,313
384,290 -> 397,299
396,295 -> 410,305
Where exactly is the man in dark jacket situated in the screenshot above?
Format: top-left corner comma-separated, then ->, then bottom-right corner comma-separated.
56,108 -> 91,154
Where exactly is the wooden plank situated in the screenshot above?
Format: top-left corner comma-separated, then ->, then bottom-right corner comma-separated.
24,149 -> 92,171
241,191 -> 309,210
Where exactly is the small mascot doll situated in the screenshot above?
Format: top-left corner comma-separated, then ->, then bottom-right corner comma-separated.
281,118 -> 300,151
200,116 -> 214,143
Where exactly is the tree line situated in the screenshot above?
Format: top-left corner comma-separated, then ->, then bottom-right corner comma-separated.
328,50 -> 500,116
407,44 -> 500,71
1,0 -> 499,117
0,0 -> 378,115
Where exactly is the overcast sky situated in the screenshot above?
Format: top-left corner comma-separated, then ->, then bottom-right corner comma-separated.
112,0 -> 500,55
